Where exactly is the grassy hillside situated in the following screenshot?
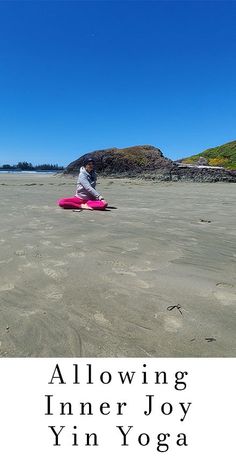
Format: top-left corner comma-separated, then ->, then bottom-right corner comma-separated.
181,140 -> 236,170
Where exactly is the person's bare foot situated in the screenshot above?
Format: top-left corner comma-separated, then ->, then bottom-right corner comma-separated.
81,203 -> 93,210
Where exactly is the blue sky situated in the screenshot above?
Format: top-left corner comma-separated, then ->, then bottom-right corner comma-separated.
0,0 -> 236,166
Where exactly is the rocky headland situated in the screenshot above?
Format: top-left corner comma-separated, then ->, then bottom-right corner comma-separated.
64,145 -> 236,182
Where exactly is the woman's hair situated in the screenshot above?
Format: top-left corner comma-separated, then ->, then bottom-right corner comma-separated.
83,157 -> 95,166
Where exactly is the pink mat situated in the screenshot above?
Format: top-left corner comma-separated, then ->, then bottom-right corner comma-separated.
58,196 -> 108,210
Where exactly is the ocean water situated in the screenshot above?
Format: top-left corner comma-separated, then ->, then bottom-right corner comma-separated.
0,170 -> 62,174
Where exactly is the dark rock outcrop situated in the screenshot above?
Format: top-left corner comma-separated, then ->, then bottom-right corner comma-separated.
64,145 -> 236,182
64,145 -> 175,178
171,165 -> 236,183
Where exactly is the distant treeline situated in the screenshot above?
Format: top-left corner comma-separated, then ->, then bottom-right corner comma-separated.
0,161 -> 64,171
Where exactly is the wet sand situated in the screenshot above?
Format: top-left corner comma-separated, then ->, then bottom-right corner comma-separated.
0,173 -> 236,357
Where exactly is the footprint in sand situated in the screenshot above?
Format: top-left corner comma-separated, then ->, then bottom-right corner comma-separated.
28,223 -> 40,229
213,282 -> 236,306
32,251 -> 42,258
15,250 -> 26,256
45,290 -> 63,301
68,252 -> 85,258
121,244 -> 139,254
40,240 -> 52,246
94,312 -> 110,325
18,262 -> 37,272
213,291 -> 236,306
44,259 -> 67,267
53,261 -> 67,267
164,315 -> 183,333
137,279 -> 150,289
43,267 -> 67,281
112,268 -> 137,276
216,282 -> 234,288
130,265 -> 157,273
0,258 -> 13,264
0,283 -> 14,292
19,310 -> 39,317
109,261 -> 135,274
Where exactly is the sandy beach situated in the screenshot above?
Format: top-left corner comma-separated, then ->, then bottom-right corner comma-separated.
0,173 -> 235,357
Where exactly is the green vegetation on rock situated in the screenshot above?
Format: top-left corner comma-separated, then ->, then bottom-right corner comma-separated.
181,140 -> 236,170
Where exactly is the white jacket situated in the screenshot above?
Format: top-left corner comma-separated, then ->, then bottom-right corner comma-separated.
76,167 -> 100,200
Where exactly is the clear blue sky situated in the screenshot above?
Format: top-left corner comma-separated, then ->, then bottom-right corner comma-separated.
0,0 -> 236,166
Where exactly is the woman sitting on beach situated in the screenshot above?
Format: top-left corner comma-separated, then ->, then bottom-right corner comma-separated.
58,158 -> 108,210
